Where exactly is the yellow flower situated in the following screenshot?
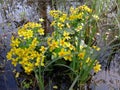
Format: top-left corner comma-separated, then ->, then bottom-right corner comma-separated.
63,31 -> 69,36
40,46 -> 46,53
19,22 -> 41,30
10,36 -> 20,47
79,5 -> 92,13
57,22 -> 64,29
47,37 -> 52,45
35,57 -> 41,66
59,17 -> 65,22
78,52 -> 85,59
86,57 -> 91,63
66,43 -> 75,50
69,15 -> 77,20
59,13 -> 67,22
70,7 -> 74,13
7,51 -> 13,60
80,45 -> 84,49
26,30 -> 33,39
27,22 -> 41,28
64,50 -> 72,61
60,39 -> 66,46
50,21 -> 56,26
39,18 -> 44,22
92,46 -> 100,51
66,23 -> 70,28
92,15 -> 99,20
77,12 -> 83,19
35,54 -> 45,67
53,85 -> 58,89
38,28 -> 44,35
29,38 -> 38,49
14,48 -> 24,58
24,66 -> 33,75
93,63 -> 101,73
24,63 -> 34,74
49,10 -> 61,18
75,26 -> 82,32
63,31 -> 70,40
11,58 -> 18,67
29,50 -> 38,59
58,48 -> 66,57
49,40 -> 59,51
18,29 -> 33,39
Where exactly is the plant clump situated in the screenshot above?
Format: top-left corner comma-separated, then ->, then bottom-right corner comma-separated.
7,5 -> 101,89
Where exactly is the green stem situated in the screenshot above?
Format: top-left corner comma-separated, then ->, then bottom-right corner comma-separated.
69,75 -> 79,90
34,66 -> 44,90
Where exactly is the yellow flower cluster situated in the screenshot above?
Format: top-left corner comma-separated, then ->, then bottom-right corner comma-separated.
18,22 -> 44,39
49,10 -> 62,18
48,6 -> 100,73
10,36 -> 20,47
49,5 -> 96,31
78,5 -> 92,13
18,29 -> 33,39
24,22 -> 42,28
7,5 -> 101,77
58,48 -> 72,61
47,35 -> 75,61
7,22 -> 46,74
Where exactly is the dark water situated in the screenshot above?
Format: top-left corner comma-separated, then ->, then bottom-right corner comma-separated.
0,45 -> 18,89
0,62 -> 18,90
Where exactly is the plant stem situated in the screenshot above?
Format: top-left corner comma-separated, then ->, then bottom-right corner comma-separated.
69,75 -> 79,90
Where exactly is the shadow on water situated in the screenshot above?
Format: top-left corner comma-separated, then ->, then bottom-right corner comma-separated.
0,0 -> 120,90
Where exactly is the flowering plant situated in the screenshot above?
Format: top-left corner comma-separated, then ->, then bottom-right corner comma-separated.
7,22 -> 46,89
7,5 -> 101,89
48,5 -> 101,89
